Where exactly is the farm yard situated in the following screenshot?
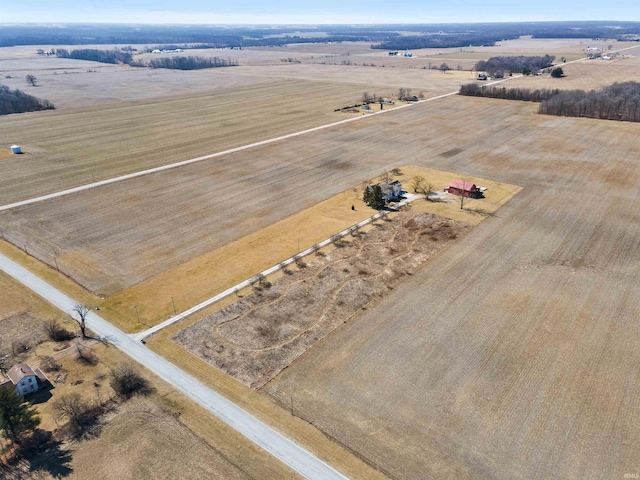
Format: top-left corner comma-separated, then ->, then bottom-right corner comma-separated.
0,270 -> 298,480
173,210 -> 472,388
2,30 -> 640,480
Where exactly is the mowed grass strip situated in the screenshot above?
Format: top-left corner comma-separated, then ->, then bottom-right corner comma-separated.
0,79 -> 370,205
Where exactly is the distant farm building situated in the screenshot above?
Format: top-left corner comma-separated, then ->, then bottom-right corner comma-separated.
10,145 -> 22,154
445,179 -> 487,198
477,74 -> 488,80
0,363 -> 50,396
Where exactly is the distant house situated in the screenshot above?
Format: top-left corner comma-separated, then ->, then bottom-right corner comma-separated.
0,364 -> 49,397
445,179 -> 487,198
380,180 -> 403,202
366,180 -> 403,205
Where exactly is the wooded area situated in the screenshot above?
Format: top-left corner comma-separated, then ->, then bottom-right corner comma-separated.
144,56 -> 238,70
0,84 -> 55,115
459,84 -> 561,102
459,81 -> 640,123
540,82 -> 640,121
474,55 -> 556,75
55,48 -> 133,64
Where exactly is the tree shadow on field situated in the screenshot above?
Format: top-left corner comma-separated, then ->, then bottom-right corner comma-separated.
465,207 -> 500,218
22,429 -> 74,478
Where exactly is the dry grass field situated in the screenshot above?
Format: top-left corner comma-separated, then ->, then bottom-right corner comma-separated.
64,398 -> 250,480
173,210 -> 472,388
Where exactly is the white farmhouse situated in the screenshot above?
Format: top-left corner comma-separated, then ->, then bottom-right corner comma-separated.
0,363 -> 49,396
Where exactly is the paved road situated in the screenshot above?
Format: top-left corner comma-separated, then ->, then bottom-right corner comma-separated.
0,253 -> 347,480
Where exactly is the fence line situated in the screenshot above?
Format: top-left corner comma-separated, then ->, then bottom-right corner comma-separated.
132,198 -> 417,341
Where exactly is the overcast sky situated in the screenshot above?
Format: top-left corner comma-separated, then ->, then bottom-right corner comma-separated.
0,0 -> 637,24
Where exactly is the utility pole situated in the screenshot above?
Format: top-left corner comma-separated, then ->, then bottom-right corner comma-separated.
134,305 -> 140,324
171,297 -> 177,316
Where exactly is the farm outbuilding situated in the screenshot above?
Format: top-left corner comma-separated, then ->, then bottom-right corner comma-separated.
445,179 -> 487,198
10,145 -> 22,154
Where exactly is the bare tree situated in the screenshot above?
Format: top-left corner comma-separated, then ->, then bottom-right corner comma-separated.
25,74 -> 37,86
53,393 -> 100,436
424,183 -> 435,202
72,303 -> 90,338
75,341 -> 97,365
410,175 -> 426,193
397,87 -> 412,101
380,170 -> 393,185
44,319 -> 74,342
451,179 -> 473,210
440,63 -> 450,74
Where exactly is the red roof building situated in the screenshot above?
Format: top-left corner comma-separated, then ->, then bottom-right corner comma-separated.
445,179 -> 487,198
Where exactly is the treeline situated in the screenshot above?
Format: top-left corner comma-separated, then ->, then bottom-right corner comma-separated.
459,81 -> 640,123
373,33 -> 519,50
56,48 -> 133,64
540,82 -> 640,122
0,84 -> 55,115
142,56 -> 238,70
459,84 -> 561,102
475,55 -> 555,75
2,23 -> 639,49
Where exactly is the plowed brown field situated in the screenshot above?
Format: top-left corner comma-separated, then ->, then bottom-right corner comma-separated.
262,96 -> 640,479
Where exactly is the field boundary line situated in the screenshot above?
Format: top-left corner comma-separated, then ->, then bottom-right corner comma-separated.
132,193 -> 421,341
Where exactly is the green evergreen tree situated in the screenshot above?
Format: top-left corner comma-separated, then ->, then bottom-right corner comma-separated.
370,184 -> 386,210
0,388 -> 41,446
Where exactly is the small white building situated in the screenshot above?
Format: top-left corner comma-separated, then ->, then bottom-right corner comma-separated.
0,363 -> 48,396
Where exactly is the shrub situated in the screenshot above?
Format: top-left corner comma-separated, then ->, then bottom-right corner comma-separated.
110,364 -> 153,397
44,319 -> 75,342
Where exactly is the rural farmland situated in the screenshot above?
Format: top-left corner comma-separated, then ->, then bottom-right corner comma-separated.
2,23 -> 640,480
